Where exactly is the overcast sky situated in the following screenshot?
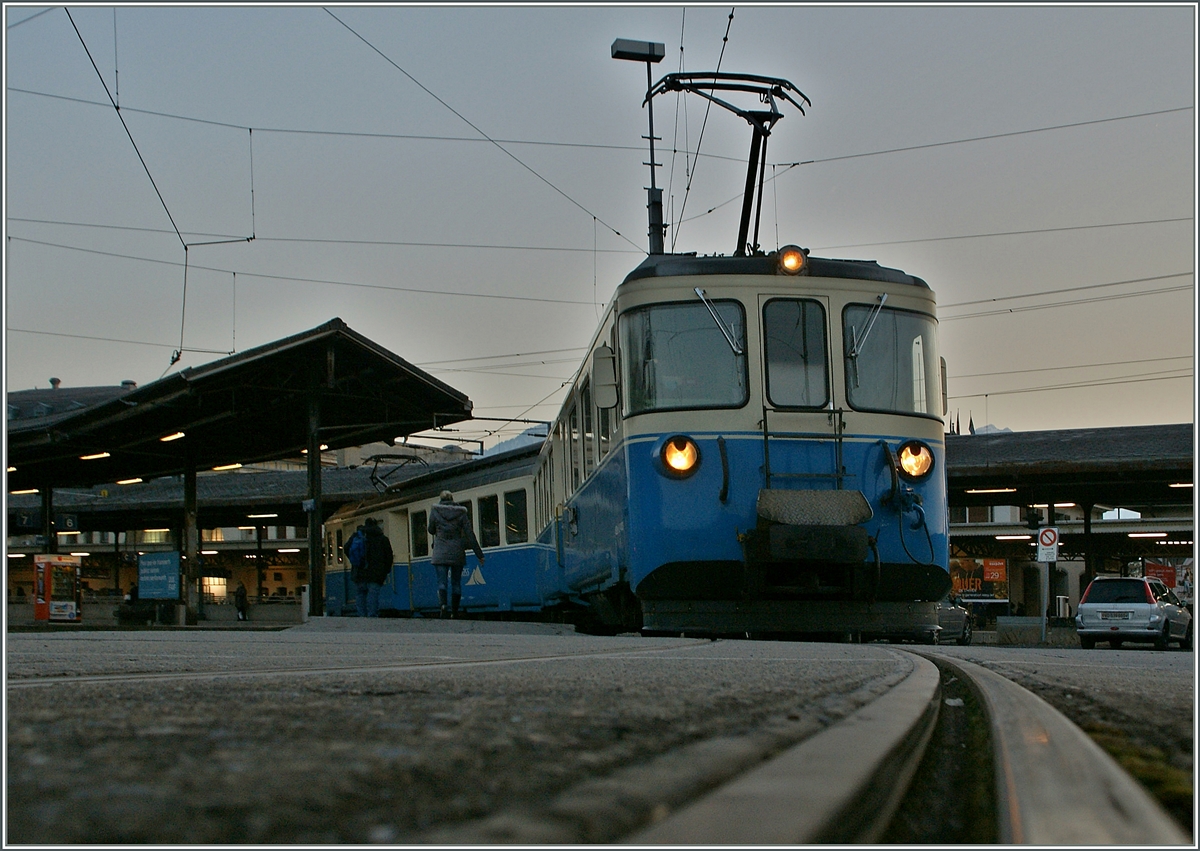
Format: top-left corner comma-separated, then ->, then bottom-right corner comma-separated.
4,4 -> 1195,449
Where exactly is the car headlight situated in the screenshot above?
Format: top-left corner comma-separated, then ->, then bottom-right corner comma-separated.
896,440 -> 934,480
660,435 -> 700,478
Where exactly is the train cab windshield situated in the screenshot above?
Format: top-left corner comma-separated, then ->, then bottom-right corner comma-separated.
620,300 -> 748,415
844,303 -> 940,417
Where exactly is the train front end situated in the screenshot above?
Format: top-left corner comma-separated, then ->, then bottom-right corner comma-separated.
619,249 -> 950,638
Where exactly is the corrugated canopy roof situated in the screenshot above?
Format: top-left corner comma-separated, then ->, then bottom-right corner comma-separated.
6,319 -> 472,491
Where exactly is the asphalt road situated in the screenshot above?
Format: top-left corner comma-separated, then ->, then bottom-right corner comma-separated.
8,621 -> 915,844
6,622 -> 1192,844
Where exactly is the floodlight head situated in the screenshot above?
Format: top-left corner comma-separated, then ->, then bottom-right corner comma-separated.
611,38 -> 665,63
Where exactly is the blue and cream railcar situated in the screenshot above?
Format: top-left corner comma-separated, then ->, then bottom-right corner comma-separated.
531,248 -> 950,637
324,446 -> 545,617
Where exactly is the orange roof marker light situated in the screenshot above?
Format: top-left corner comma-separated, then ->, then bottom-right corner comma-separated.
778,245 -> 808,275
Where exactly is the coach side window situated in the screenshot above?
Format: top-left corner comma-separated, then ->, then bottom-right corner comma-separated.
580,380 -> 595,477
568,403 -> 581,492
411,510 -> 428,558
505,489 -> 528,544
479,495 -> 501,548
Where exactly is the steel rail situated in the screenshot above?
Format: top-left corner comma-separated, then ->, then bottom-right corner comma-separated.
916,650 -> 1188,844
626,653 -> 942,843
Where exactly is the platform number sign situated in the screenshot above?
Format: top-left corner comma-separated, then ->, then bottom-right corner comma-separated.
1036,526 -> 1059,563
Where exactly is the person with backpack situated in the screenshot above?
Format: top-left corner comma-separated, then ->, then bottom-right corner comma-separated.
428,490 -> 484,619
358,518 -> 393,617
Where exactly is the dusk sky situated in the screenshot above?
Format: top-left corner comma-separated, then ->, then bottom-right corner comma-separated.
4,4 -> 1195,450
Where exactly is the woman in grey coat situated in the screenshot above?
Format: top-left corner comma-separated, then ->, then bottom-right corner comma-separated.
428,490 -> 484,618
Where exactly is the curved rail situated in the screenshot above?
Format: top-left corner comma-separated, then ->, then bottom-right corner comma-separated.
626,653 -> 942,843
919,652 -> 1188,844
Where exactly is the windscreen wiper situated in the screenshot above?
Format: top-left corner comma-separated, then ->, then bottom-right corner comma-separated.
847,294 -> 887,387
694,287 -> 744,355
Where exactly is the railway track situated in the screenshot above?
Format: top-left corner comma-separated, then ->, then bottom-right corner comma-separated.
628,648 -> 1188,844
5,628 -> 1189,843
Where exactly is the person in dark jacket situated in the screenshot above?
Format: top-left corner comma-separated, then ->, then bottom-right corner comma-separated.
428,490 -> 484,618
356,518 -> 393,617
234,581 -> 249,621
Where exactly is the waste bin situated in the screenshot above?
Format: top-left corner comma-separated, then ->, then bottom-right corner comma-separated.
299,585 -> 309,623
1056,595 -> 1070,618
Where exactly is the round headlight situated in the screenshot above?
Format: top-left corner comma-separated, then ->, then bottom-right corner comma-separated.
661,435 -> 700,477
897,440 -> 934,480
778,245 -> 808,275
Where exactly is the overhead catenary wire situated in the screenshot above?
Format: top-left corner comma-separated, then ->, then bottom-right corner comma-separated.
7,236 -> 604,306
951,354 -> 1192,382
5,86 -> 747,165
9,234 -> 1189,318
670,7 -> 735,252
63,7 -> 185,251
676,105 -> 1194,225
939,272 -> 1193,311
6,7 -> 56,29
9,84 -> 1186,198
948,369 -> 1193,401
6,218 -> 642,253
61,8 -> 254,370
323,7 -> 642,255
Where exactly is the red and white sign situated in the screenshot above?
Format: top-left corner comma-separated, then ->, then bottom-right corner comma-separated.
1145,561 -> 1177,588
1036,526 -> 1059,563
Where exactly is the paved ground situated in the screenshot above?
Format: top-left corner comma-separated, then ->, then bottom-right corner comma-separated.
7,620 -> 915,844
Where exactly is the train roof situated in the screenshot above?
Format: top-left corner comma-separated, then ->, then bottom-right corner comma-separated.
622,253 -> 929,289
378,442 -> 543,504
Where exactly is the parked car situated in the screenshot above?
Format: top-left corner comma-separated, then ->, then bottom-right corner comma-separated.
937,595 -> 973,645
1075,576 -> 1193,650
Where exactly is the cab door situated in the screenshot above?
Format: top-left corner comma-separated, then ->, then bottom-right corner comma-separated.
758,294 -> 841,489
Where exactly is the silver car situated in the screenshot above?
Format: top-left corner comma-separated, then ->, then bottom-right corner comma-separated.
1075,576 -> 1193,650
937,596 -> 973,645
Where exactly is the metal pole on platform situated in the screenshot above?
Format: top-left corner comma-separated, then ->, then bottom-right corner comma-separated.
306,393 -> 324,618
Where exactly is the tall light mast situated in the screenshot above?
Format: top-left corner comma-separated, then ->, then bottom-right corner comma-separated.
611,39 -> 667,255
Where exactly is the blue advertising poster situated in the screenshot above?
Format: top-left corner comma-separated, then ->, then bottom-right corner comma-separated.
139,552 -> 180,600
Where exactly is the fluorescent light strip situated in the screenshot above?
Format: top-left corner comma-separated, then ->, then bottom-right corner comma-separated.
160,432 -> 185,442
966,487 -> 1016,494
80,452 -> 110,461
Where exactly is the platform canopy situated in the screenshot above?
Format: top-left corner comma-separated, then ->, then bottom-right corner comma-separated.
947,423 -> 1194,509
6,318 -> 472,491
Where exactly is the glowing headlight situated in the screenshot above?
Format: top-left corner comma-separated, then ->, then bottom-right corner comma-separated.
778,245 -> 808,275
897,440 -> 934,480
661,436 -> 700,477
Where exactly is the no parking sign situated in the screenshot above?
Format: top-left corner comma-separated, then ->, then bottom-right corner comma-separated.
1036,526 -> 1059,563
